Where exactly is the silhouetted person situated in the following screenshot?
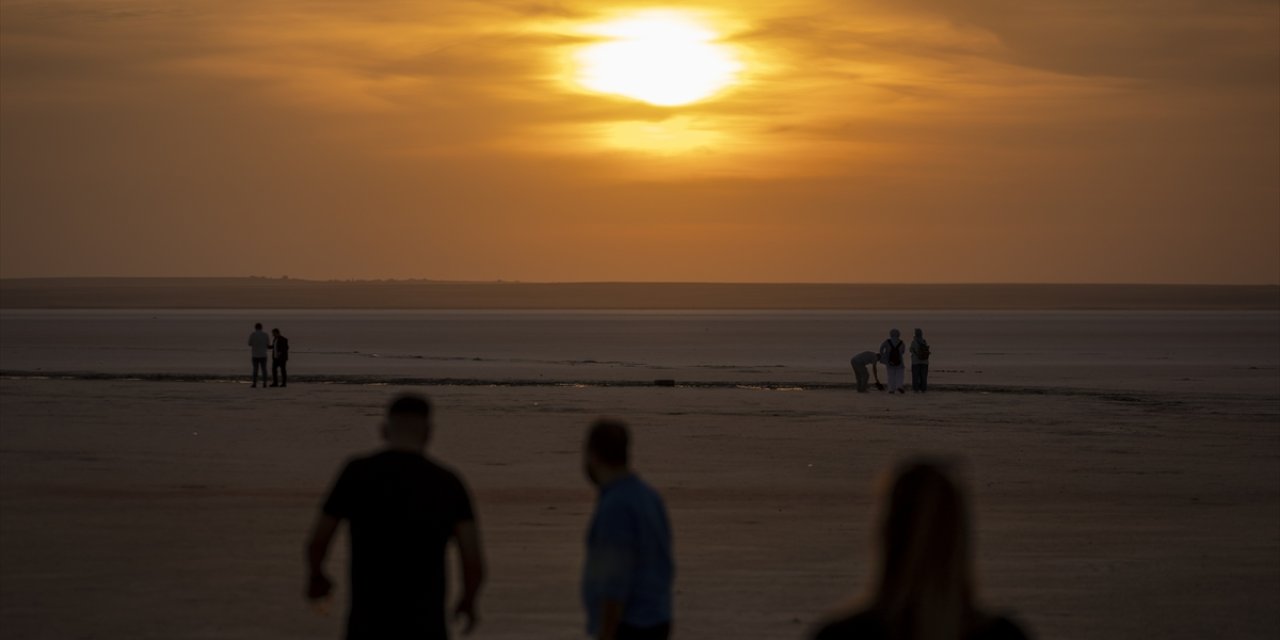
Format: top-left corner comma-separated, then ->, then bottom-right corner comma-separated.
247,322 -> 270,388
850,351 -> 885,393
270,328 -> 289,387
880,329 -> 906,394
909,328 -> 930,393
307,394 -> 485,639
811,460 -> 1031,640
582,419 -> 674,640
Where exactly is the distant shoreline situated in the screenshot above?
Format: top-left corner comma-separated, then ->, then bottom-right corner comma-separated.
1,278 -> 1276,310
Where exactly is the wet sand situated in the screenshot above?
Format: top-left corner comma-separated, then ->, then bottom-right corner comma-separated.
2,376 -> 1277,639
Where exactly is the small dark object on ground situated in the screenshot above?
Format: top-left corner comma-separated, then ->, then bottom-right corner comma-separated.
654,379 -> 676,387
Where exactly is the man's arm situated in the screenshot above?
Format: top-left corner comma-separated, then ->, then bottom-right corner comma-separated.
596,600 -> 625,640
452,520 -> 486,634
585,504 -> 635,640
305,514 -> 340,600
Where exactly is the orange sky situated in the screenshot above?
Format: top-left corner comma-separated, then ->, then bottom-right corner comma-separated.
1,0 -> 1277,283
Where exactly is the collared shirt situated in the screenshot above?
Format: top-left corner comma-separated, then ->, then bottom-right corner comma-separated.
582,473 -> 674,635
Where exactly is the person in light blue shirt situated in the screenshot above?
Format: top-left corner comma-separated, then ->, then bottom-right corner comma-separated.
247,322 -> 270,388
581,419 -> 674,640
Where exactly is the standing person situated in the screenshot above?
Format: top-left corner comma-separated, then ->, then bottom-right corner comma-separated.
909,328 -> 930,393
306,394 -> 486,639
582,419 -> 674,640
247,322 -> 270,388
270,328 -> 290,388
810,460 -> 1031,640
880,329 -> 906,394
850,351 -> 885,393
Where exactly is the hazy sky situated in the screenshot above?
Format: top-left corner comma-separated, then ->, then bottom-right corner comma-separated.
2,0 -> 1277,283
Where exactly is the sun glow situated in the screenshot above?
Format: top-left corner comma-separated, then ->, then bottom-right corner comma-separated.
574,11 -> 742,107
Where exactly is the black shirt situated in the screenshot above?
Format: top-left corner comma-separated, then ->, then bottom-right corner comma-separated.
813,611 -> 1030,640
272,336 -> 289,360
323,450 -> 475,640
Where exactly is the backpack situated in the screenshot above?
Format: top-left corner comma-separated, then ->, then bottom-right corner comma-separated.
916,341 -> 930,361
886,341 -> 903,367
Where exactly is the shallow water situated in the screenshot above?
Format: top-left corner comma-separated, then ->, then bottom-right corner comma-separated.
2,309 -> 1278,394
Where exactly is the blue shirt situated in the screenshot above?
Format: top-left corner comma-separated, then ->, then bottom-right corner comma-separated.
582,474 -> 674,635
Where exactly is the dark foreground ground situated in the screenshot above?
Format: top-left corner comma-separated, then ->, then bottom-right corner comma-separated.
1,377 -> 1277,639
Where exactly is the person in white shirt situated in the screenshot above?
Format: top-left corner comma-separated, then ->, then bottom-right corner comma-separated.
247,322 -> 270,388
879,329 -> 906,394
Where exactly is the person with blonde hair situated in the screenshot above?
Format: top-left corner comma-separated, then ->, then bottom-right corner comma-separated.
811,460 -> 1030,640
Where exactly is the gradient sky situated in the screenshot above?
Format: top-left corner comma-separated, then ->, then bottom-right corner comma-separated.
2,0 -> 1277,283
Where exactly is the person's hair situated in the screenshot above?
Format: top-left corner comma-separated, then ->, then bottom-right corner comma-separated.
254,322 -> 262,330
272,328 -> 280,334
872,459 -> 977,639
587,419 -> 629,466
388,394 -> 432,420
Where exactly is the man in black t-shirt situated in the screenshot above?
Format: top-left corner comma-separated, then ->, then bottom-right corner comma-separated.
306,394 -> 486,639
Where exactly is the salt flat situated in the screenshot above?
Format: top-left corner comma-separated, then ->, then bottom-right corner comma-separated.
1,377 -> 1277,639
1,310 -> 1278,639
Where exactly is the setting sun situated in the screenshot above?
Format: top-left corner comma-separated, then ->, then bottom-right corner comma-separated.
574,11 -> 742,107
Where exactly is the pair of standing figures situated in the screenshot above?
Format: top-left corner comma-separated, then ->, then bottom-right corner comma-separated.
247,322 -> 290,387
852,328 -> 931,393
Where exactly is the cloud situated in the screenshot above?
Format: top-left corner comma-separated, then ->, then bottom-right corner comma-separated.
903,0 -> 1280,86
1,0 -> 1276,282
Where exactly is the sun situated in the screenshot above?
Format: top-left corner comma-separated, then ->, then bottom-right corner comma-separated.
574,11 -> 742,107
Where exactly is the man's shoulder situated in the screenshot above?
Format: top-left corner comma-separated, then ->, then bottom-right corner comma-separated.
369,451 -> 467,481
601,475 -> 666,509
339,451 -> 470,493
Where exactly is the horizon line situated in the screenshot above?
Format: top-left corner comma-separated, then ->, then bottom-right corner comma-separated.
2,277 -> 1278,287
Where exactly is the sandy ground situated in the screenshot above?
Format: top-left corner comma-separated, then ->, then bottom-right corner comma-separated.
1,377 -> 1277,639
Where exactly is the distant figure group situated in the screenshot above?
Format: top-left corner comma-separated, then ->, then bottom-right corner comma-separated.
851,328 -> 930,393
246,322 -> 289,387
305,393 -> 1027,640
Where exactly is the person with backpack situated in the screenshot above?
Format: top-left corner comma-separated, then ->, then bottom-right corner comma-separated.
909,328 -> 931,393
880,329 -> 906,394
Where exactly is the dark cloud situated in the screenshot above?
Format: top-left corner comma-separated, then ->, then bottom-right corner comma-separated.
904,0 -> 1279,86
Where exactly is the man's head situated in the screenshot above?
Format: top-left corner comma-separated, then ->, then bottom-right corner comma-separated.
255,322 -> 263,330
272,328 -> 281,337
890,328 -> 901,339
381,393 -> 433,450
584,418 -> 630,487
